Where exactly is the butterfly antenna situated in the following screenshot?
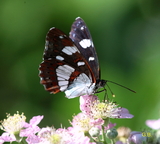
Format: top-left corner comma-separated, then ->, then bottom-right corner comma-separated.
107,80 -> 136,93
103,88 -> 108,101
103,84 -> 115,101
106,84 -> 115,97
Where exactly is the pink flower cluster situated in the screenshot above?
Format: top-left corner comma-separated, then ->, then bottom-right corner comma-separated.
0,95 -> 134,144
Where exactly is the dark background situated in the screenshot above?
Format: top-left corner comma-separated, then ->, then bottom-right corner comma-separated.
0,0 -> 160,135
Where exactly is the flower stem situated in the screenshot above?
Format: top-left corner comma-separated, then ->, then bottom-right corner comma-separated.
101,125 -> 107,144
110,139 -> 115,144
20,138 -> 28,144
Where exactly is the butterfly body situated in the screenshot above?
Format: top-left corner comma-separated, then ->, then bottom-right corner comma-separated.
39,17 -> 106,98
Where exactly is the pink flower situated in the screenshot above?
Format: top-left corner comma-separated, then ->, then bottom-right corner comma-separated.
146,119 -> 160,130
128,131 -> 147,144
0,132 -> 16,143
25,134 -> 40,144
20,115 -> 43,137
20,115 -> 43,144
105,122 -> 116,130
70,132 -> 96,144
37,126 -> 96,144
115,108 -> 134,119
0,113 -> 43,144
37,127 -> 62,144
115,141 -> 123,144
67,127 -> 96,144
0,112 -> 26,143
90,118 -> 104,126
71,113 -> 96,133
80,95 -> 133,119
80,95 -> 98,113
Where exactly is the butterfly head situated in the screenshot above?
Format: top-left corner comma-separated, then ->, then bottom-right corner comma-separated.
95,80 -> 107,91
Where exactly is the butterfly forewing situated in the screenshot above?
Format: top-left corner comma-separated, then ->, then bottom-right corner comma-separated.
69,17 -> 100,80
39,27 -> 96,98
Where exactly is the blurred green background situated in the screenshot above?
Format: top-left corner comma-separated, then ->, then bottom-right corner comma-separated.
0,0 -> 160,135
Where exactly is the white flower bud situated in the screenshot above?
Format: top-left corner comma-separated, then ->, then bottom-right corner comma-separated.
89,127 -> 100,137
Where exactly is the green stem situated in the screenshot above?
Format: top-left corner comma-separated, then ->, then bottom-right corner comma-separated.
101,125 -> 107,144
110,139 -> 115,144
19,138 -> 27,144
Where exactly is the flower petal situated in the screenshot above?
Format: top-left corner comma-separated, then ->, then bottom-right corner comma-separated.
146,119 -> 160,130
119,108 -> 134,118
79,95 -> 98,113
29,116 -> 44,126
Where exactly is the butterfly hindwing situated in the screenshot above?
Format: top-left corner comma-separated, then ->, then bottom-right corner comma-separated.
39,27 -> 96,98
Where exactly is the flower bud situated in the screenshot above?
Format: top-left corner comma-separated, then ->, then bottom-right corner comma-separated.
89,127 -> 100,137
106,128 -> 118,139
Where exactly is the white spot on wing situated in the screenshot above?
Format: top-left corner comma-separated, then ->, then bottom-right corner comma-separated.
56,65 -> 74,80
57,73 -> 70,80
45,40 -> 49,50
77,61 -> 85,66
79,39 -> 93,49
58,77 -> 64,80
89,57 -> 95,61
65,73 -> 95,99
56,65 -> 74,75
62,47 -> 71,55
56,65 -> 75,92
58,81 -> 68,86
60,85 -> 68,91
48,58 -> 52,60
63,65 -> 75,72
49,27 -> 55,31
91,42 -> 94,47
81,26 -> 84,30
72,33 -> 76,38
62,46 -> 79,55
56,56 -> 64,61
45,40 -> 49,45
59,36 -> 63,39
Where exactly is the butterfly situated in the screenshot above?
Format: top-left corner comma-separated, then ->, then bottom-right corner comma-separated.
39,17 -> 106,99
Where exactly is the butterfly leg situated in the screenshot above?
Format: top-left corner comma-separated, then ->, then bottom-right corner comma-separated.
95,88 -> 109,101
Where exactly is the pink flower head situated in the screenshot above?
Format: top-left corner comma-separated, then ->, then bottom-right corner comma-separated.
80,95 -> 133,120
71,113 -> 94,133
146,118 -> 160,130
37,126 -> 96,144
0,112 -> 26,143
37,127 -> 63,144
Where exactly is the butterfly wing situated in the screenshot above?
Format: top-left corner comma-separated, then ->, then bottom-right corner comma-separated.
69,17 -> 100,80
39,28 -> 96,98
